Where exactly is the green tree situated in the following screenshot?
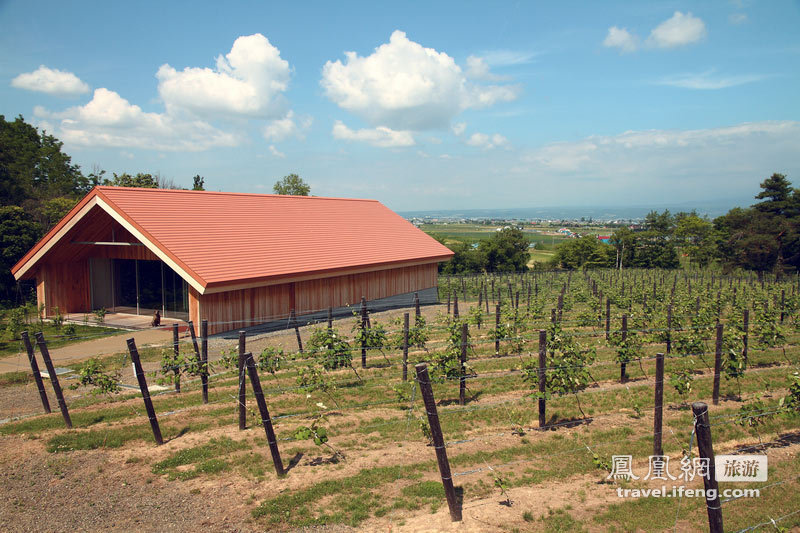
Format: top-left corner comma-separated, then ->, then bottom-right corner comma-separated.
273,173 -> 310,196
479,227 -> 530,272
714,174 -> 800,274
105,172 -> 159,188
0,206 -> 41,303
192,175 -> 205,191
551,235 -> 614,270
754,173 -> 794,216
440,241 -> 485,274
674,212 -> 716,268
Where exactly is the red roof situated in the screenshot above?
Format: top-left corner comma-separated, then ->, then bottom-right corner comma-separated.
12,186 -> 453,293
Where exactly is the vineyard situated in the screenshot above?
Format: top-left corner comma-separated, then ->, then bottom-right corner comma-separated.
2,269 -> 800,532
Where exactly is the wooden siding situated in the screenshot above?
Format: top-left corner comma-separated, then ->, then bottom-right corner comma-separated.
198,263 -> 438,335
198,284 -> 291,334
39,261 -> 90,316
294,264 -> 437,314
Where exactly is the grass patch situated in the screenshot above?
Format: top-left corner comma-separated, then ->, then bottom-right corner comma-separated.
46,423 -> 201,452
152,436 -> 251,480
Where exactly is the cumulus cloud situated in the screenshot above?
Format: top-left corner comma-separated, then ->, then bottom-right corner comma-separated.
29,34 -> 306,152
655,70 -> 766,90
156,33 -> 290,119
11,66 -> 89,97
647,12 -> 707,48
321,30 -> 518,131
34,88 -> 238,151
603,27 -> 639,53
452,122 -> 467,136
262,110 -> 312,141
466,132 -> 509,150
331,120 -> 415,148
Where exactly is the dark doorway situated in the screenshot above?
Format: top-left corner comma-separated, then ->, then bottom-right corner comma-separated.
91,258 -> 188,319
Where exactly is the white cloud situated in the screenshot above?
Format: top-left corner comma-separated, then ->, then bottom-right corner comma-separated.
156,33 -> 290,119
466,132 -> 509,150
332,120 -> 415,148
11,66 -> 89,97
647,12 -> 707,49
452,122 -> 467,136
268,145 -> 285,158
34,88 -> 238,151
603,27 -> 639,53
321,30 -> 518,131
262,110 -> 312,141
465,55 -> 508,81
521,121 -> 799,174
655,70 -> 766,90
729,13 -> 748,25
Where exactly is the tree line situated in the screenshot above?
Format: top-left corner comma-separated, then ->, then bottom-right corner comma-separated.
550,173 -> 799,275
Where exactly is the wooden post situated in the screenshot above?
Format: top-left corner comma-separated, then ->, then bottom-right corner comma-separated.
238,330 -> 247,430
402,313 -> 409,382
188,320 -> 200,360
453,293 -> 459,319
713,323 -> 723,405
495,303 -> 501,355
127,338 -> 162,445
327,307 -> 333,330
692,402 -> 724,533
557,292 -> 563,321
34,332 -> 71,428
201,319 -> 209,404
620,314 -> 628,382
742,309 -> 749,365
360,297 -> 368,369
244,353 -> 284,476
172,323 -> 181,393
485,284 -> 489,314
666,305 -> 672,354
414,292 -> 421,317
21,331 -> 51,413
538,329 -> 547,429
415,363 -> 462,522
447,292 -> 451,315
605,297 -> 611,341
290,309 -> 303,353
653,352 -> 664,456
459,323 -> 467,406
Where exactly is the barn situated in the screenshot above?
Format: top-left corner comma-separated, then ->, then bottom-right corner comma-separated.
11,186 -> 453,335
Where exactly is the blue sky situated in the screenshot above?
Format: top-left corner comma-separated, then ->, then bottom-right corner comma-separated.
2,1 -> 799,211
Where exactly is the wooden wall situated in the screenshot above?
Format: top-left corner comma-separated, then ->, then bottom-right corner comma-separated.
198,263 -> 438,335
37,261 -> 91,316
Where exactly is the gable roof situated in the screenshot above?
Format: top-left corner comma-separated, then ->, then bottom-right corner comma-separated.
12,186 -> 453,294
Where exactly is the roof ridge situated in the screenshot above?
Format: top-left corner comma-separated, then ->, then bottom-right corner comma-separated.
95,186 -> 379,203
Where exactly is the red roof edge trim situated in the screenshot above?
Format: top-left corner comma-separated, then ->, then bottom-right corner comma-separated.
11,188 -> 99,277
